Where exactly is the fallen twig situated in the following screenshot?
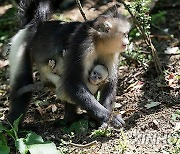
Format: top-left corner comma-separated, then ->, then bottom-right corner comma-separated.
69,140 -> 98,148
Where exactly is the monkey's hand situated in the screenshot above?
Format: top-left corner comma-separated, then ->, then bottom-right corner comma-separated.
111,114 -> 125,128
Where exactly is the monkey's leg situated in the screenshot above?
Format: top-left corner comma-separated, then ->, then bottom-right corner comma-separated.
64,103 -> 81,124
64,103 -> 77,123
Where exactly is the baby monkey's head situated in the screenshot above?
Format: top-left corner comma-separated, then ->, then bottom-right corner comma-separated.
89,65 -> 109,85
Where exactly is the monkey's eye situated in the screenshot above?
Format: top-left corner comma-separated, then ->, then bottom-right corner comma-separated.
93,71 -> 97,75
124,32 -> 128,38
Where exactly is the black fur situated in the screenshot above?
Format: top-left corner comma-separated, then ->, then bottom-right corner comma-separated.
19,0 -> 52,27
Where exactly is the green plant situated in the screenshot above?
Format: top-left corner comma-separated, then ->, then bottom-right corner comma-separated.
151,11 -> 167,26
90,127 -> 112,138
168,132 -> 180,154
128,0 -> 151,35
118,0 -> 163,74
0,123 -> 10,154
115,129 -> 128,154
16,132 -> 60,154
62,119 -> 89,135
0,116 -> 61,154
0,115 -> 23,154
171,111 -> 180,121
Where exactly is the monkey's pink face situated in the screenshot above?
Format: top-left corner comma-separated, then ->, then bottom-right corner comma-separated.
95,32 -> 130,54
93,16 -> 131,54
107,31 -> 130,53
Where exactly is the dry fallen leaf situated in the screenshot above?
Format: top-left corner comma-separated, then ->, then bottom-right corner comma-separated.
114,102 -> 122,109
126,81 -> 144,91
119,109 -> 136,115
51,104 -> 57,113
36,106 -> 44,116
0,60 -> 9,68
0,4 -> 12,16
145,101 -> 161,109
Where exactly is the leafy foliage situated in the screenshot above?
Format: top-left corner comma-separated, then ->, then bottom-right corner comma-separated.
122,0 -> 153,68
90,128 -> 112,138
171,111 -> 180,121
0,116 -> 60,154
128,0 -> 151,35
151,11 -> 167,25
16,132 -> 59,154
62,119 -> 89,135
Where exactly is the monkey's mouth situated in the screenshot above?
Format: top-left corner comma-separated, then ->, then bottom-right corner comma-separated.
122,44 -> 127,48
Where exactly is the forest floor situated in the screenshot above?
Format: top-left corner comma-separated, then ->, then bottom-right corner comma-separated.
0,0 -> 179,153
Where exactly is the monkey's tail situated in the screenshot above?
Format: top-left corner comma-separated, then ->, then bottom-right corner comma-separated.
18,0 -> 52,27
8,28 -> 34,124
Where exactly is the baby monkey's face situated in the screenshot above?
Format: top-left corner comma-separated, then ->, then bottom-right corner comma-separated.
89,65 -> 109,85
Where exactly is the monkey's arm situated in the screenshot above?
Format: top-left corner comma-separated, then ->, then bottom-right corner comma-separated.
99,78 -> 117,112
60,78 -> 124,128
99,77 -> 125,127
62,81 -> 111,124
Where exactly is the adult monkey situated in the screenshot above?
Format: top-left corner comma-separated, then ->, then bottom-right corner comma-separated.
8,0 -> 131,128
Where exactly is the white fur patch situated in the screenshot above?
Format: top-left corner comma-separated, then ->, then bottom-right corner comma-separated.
9,28 -> 27,85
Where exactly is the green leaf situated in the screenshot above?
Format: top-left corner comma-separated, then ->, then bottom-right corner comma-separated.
16,133 -> 60,154
15,138 -> 27,154
0,145 -> 10,154
13,114 -> 23,132
172,111 -> 180,121
0,123 -> 7,132
0,134 -> 8,146
90,128 -> 111,138
28,142 -> 60,154
24,132 -> 44,145
68,119 -> 89,135
5,129 -> 16,141
176,75 -> 180,80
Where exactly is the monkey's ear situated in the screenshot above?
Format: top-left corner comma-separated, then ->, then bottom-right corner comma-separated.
93,15 -> 112,33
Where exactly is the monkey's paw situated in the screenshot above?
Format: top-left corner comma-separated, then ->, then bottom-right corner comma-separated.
111,114 -> 125,128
